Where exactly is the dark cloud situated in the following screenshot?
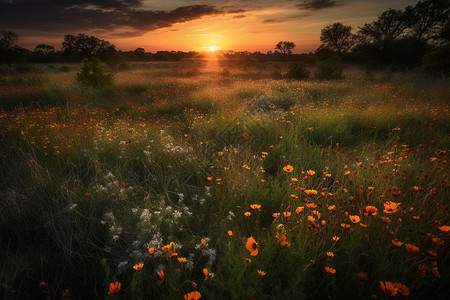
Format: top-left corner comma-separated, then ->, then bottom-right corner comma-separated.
297,0 -> 340,10
0,0 -> 224,37
262,19 -> 285,24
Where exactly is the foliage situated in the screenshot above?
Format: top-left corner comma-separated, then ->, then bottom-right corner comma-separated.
274,41 -> 296,55
63,33 -> 116,60
287,62 -> 309,80
319,22 -> 354,54
421,47 -> 450,76
315,58 -> 343,80
76,57 -> 114,88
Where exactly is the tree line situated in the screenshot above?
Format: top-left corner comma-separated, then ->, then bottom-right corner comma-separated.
0,0 -> 449,74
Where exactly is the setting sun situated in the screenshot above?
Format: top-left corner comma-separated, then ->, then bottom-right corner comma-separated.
208,46 -> 220,52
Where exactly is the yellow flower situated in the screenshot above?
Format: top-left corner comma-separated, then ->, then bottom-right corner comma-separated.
283,165 -> 294,172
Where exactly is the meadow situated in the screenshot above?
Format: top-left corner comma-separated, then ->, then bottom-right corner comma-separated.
0,59 -> 449,299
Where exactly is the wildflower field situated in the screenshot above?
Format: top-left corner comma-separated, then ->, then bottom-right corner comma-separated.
1,61 -> 449,299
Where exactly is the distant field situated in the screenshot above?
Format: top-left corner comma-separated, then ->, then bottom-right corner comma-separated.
1,61 -> 449,299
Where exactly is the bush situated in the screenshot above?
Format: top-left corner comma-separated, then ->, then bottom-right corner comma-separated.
76,58 -> 114,88
287,62 -> 309,80
315,58 -> 343,80
421,47 -> 450,77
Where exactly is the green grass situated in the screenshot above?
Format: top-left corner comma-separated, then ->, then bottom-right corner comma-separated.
0,61 -> 449,299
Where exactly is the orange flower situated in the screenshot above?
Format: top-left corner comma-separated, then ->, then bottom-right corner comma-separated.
148,247 -> 155,256
321,220 -> 326,226
326,252 -> 334,257
327,205 -> 336,211
379,281 -> 398,296
108,281 -> 121,296
157,270 -> 166,284
250,204 -> 261,210
306,203 -> 317,209
162,242 -> 178,257
383,201 -> 401,214
332,236 -> 339,242
184,291 -> 201,300
203,268 -> 214,280
246,236 -> 259,256
341,223 -> 350,229
283,165 -> 294,172
405,243 -> 419,253
306,170 -> 315,176
393,283 -> 410,296
363,206 -> 378,216
304,190 -> 318,196
438,225 -> 450,232
244,212 -> 251,217
418,264 -> 427,278
381,217 -> 391,223
257,270 -> 266,276
272,213 -> 280,218
359,223 -> 367,228
308,216 -> 316,222
277,234 -> 291,247
133,263 -> 144,271
227,230 -> 233,237
295,207 -> 304,214
283,212 -> 291,220
312,210 -> 321,219
391,239 -> 403,247
325,266 -> 336,274
177,257 -> 186,263
349,215 -> 360,223
290,194 -> 298,199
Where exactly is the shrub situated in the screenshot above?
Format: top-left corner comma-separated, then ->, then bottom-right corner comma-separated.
421,47 -> 450,77
287,62 -> 309,80
315,58 -> 343,80
76,58 -> 114,88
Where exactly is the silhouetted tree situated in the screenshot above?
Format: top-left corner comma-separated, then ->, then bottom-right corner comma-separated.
0,30 -> 19,67
405,0 -> 450,42
275,41 -> 296,54
34,44 -> 55,55
319,22 -> 354,54
134,48 -> 145,54
62,34 -> 116,60
358,9 -> 411,43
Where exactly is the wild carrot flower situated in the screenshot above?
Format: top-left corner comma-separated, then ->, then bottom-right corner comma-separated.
325,266 -> 336,274
383,201 -> 401,214
257,270 -> 266,276
283,165 -> 294,172
108,281 -> 121,296
133,263 -> 144,271
184,291 -> 201,300
246,236 -> 259,256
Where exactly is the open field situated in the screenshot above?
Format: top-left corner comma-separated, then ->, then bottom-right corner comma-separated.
1,61 -> 449,299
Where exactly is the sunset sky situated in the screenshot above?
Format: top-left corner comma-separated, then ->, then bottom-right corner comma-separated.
1,0 -> 418,53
